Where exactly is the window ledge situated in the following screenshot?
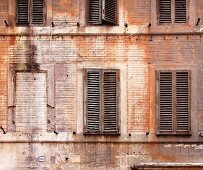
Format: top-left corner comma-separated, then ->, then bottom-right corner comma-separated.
83,132 -> 120,136
156,133 -> 191,136
131,163 -> 203,169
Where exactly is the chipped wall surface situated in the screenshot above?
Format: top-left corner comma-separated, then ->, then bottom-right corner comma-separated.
1,143 -> 203,170
0,0 -> 203,169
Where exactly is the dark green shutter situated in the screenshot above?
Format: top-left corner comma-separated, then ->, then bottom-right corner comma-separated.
102,0 -> 117,24
31,0 -> 44,24
175,0 -> 187,23
159,0 -> 172,23
17,0 -> 29,24
88,0 -> 102,24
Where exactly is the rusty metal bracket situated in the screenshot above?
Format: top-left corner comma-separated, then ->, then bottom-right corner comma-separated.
199,133 -> 203,137
47,104 -> 54,109
8,105 -> 16,108
0,126 -> 6,134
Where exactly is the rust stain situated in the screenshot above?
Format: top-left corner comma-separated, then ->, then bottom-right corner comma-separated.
0,0 -> 202,169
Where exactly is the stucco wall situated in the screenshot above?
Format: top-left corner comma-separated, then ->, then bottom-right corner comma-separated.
0,0 -> 203,169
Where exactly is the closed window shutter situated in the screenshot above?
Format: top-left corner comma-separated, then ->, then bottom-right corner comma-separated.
159,0 -> 172,23
31,0 -> 44,24
176,71 -> 190,132
17,0 -> 29,24
88,0 -> 102,24
86,71 -> 101,133
175,0 -> 187,23
157,70 -> 190,135
85,69 -> 119,135
158,71 -> 173,133
103,71 -> 118,133
102,0 -> 117,24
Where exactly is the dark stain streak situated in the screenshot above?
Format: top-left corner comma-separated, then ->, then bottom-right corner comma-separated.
26,44 -> 40,71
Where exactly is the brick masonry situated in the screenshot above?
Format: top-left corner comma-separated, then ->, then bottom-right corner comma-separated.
0,0 -> 202,169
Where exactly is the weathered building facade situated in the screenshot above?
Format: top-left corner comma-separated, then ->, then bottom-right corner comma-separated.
0,0 -> 203,169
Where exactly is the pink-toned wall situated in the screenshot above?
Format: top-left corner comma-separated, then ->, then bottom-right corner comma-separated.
0,0 -> 203,169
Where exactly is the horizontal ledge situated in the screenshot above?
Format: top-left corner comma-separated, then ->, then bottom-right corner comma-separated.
133,163 -> 203,168
0,140 -> 203,144
0,32 -> 202,37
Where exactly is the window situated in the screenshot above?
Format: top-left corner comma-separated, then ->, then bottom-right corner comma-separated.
156,70 -> 191,135
84,69 -> 119,135
8,64 -> 55,132
15,72 -> 47,132
88,0 -> 117,25
16,0 -> 44,25
159,0 -> 187,23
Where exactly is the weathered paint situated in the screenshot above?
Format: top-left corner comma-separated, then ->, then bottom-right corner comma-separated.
15,72 -> 47,132
0,0 -> 202,169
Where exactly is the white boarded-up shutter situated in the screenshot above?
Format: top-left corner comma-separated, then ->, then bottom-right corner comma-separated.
85,69 -> 119,134
15,73 -> 47,132
157,70 -> 190,135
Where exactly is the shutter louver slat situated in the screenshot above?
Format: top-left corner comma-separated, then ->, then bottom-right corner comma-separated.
103,71 -> 118,133
176,72 -> 189,131
102,0 -> 117,24
32,0 -> 44,24
17,0 -> 29,24
159,72 -> 173,132
175,0 -> 187,23
159,0 -> 172,23
86,71 -> 100,133
88,0 -> 102,24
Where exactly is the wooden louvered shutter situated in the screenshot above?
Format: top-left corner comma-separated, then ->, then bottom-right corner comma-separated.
159,0 -> 172,23
175,0 -> 187,23
17,0 -> 29,24
31,0 -> 44,24
85,69 -> 119,134
103,71 -> 119,134
102,0 -> 117,24
157,70 -> 190,135
88,0 -> 102,24
85,70 -> 101,133
175,71 -> 190,132
158,71 -> 173,133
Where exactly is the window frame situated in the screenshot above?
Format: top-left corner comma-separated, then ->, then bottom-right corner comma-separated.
8,64 -> 55,132
156,70 -> 191,135
87,0 -> 118,25
16,0 -> 46,26
83,69 -> 120,135
157,0 -> 189,24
